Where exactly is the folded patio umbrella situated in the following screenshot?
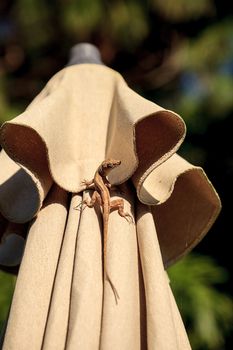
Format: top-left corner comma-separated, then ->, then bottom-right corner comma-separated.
0,44 -> 221,349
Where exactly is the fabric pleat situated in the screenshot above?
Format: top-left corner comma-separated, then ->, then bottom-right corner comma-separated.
0,63 -> 221,349
0,64 -> 220,268
3,184 -> 192,349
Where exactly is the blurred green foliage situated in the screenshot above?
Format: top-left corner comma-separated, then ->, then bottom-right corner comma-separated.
0,0 -> 233,348
150,0 -> 215,21
168,255 -> 233,349
0,272 -> 15,330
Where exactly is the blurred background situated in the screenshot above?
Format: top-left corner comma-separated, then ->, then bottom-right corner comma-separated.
0,0 -> 232,348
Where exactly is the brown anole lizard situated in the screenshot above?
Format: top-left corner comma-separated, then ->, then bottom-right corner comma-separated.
80,159 -> 132,303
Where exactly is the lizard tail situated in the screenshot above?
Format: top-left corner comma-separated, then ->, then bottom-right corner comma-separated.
105,273 -> 120,304
103,208 -> 120,304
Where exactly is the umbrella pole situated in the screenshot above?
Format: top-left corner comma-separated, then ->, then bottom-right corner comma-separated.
66,43 -> 103,66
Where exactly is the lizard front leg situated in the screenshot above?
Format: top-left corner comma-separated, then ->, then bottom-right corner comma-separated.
74,178 -> 95,209
81,178 -> 95,189
74,190 -> 102,210
110,199 -> 134,223
84,190 -> 102,208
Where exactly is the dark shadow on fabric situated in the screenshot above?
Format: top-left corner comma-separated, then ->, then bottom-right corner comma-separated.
137,246 -> 148,350
0,168 -> 40,223
135,111 -> 184,176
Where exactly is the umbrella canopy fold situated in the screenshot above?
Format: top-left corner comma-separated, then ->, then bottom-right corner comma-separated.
0,62 -> 221,349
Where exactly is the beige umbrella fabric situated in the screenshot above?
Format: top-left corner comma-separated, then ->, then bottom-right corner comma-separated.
0,63 -> 221,349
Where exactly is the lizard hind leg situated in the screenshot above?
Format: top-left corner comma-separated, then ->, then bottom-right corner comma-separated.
110,199 -> 134,223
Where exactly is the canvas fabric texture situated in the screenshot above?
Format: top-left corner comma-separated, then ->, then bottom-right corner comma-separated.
0,64 -> 221,349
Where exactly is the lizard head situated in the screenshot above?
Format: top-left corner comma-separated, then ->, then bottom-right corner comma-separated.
99,159 -> 121,175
